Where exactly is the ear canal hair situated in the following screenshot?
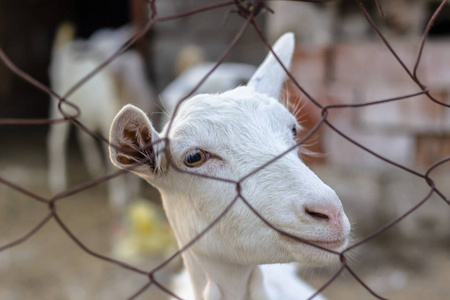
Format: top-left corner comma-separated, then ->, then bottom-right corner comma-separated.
109,104 -> 160,171
117,124 -> 155,168
247,32 -> 295,100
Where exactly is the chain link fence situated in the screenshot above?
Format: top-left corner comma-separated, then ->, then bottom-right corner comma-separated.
0,0 -> 449,299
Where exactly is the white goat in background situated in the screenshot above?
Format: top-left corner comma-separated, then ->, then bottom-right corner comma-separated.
161,48 -> 257,116
160,62 -> 257,116
109,33 -> 351,299
48,23 -> 155,210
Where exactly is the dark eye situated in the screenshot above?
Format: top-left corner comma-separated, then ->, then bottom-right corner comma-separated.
292,126 -> 297,138
184,149 -> 209,167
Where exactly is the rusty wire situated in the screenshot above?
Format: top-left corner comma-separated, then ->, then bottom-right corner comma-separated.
0,0 -> 449,299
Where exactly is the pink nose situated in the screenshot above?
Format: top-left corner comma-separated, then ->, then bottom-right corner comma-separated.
304,204 -> 341,223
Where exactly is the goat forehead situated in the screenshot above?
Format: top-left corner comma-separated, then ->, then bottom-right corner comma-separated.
168,87 -> 295,140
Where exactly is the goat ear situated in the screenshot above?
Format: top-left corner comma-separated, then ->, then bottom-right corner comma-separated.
109,104 -> 163,174
247,32 -> 295,99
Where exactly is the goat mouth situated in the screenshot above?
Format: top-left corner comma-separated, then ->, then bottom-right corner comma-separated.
308,238 -> 347,250
280,233 -> 348,250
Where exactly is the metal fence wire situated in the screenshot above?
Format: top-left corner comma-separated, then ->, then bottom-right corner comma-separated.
1,0 -> 450,299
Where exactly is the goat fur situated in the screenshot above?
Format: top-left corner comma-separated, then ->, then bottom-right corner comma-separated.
109,33 -> 351,300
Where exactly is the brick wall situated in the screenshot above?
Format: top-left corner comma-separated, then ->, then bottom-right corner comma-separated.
290,41 -> 450,171
288,40 -> 450,241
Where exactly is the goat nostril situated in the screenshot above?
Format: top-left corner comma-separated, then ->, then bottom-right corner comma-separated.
305,208 -> 329,221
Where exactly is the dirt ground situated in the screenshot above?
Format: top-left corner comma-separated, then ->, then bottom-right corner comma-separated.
0,130 -> 449,300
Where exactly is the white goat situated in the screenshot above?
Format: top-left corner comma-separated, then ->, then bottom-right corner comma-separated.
161,62 -> 257,116
109,33 -> 351,300
48,23 -> 155,209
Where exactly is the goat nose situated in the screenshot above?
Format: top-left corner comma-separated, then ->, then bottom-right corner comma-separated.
304,205 -> 340,223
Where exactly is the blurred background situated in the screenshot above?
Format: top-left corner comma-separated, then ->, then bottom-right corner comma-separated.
0,0 -> 449,299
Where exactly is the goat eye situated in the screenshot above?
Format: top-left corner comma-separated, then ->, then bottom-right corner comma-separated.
184,149 -> 208,167
292,126 -> 297,138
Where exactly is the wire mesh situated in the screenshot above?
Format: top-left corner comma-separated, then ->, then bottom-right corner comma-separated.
0,0 -> 449,299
